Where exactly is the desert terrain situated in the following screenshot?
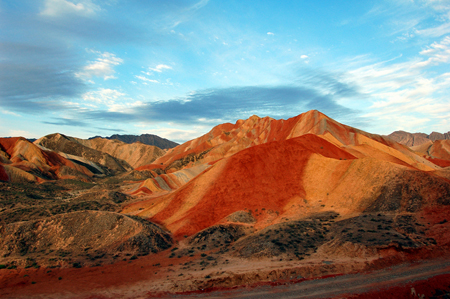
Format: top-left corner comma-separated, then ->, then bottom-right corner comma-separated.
1,110 -> 450,298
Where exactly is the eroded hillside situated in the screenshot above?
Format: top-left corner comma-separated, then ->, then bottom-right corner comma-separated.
1,110 -> 450,298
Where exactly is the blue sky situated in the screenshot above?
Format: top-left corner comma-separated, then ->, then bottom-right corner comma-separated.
1,0 -> 450,142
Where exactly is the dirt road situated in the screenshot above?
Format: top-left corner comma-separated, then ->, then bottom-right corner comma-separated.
164,258 -> 450,298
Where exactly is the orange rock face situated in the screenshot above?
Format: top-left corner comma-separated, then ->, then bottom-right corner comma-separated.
125,110 -> 450,239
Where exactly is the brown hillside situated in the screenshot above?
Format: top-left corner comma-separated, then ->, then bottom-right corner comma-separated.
74,137 -> 165,169
35,133 -> 131,175
387,131 -> 430,147
0,137 -> 93,182
0,210 -> 172,268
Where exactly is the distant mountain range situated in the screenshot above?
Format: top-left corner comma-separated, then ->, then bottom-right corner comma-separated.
89,134 -> 178,149
386,130 -> 450,147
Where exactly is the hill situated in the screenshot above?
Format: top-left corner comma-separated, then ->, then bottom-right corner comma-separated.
387,130 -> 450,147
90,134 -> 179,149
35,133 -> 165,175
386,131 -> 450,168
0,137 -> 94,182
2,110 -> 450,297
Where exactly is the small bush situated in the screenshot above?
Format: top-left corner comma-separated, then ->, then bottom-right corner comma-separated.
72,262 -> 82,268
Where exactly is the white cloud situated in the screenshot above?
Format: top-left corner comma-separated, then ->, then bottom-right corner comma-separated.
301,55 -> 308,59
267,32 -> 275,36
76,51 -> 123,80
416,36 -> 450,67
343,36 -> 450,133
149,64 -> 173,73
81,88 -> 144,112
135,75 -> 159,83
40,0 -> 100,17
82,88 -> 125,104
1,110 -> 21,117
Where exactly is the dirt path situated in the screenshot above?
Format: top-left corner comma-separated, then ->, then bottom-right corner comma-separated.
164,258 -> 450,298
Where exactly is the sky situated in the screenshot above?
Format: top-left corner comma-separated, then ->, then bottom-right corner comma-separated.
1,0 -> 450,143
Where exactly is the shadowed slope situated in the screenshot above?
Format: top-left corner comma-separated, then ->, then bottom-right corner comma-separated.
96,133 -> 179,149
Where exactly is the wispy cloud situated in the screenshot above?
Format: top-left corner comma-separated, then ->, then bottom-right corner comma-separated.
344,36 -> 450,133
149,64 -> 172,73
76,50 -> 123,80
163,0 -> 210,29
82,88 -> 125,105
417,36 -> 450,67
135,75 -> 159,83
415,0 -> 450,37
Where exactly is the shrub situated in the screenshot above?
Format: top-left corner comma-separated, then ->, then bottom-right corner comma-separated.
72,262 -> 82,268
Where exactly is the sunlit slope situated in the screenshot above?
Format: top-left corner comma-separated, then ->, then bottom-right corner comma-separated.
123,111 -> 450,239
35,133 -> 131,175
152,110 -> 437,173
0,137 -> 93,182
73,137 -> 165,169
131,110 -> 438,199
124,133 -> 450,239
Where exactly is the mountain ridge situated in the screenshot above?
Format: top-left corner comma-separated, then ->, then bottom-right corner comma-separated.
2,109 -> 450,297
89,133 -> 179,149
386,130 -> 450,147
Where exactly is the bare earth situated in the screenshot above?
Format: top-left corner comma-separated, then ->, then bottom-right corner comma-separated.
159,258 -> 450,298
